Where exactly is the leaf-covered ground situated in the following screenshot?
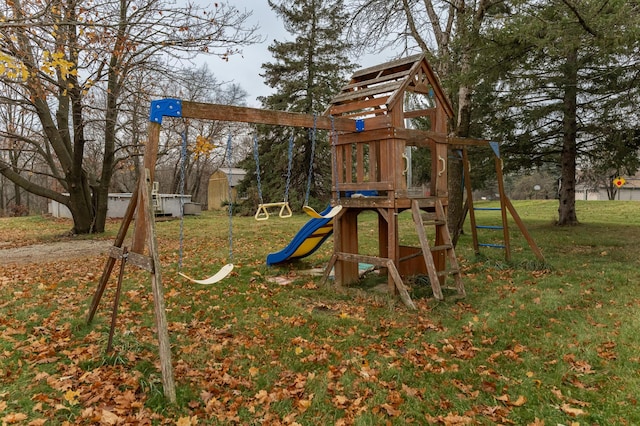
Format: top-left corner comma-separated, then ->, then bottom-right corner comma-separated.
1,201 -> 639,425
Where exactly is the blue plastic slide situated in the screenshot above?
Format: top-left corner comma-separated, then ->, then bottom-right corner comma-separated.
266,205 -> 335,265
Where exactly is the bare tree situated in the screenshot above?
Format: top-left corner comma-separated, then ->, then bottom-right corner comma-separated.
347,0 -> 499,240
0,0 -> 260,233
148,65 -> 250,208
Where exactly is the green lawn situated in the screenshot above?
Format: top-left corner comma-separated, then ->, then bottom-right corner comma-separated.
0,200 -> 638,425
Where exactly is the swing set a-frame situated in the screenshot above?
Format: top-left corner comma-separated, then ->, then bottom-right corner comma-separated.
87,54 -> 544,402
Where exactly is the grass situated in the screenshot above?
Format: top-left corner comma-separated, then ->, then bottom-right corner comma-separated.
0,200 -> 639,425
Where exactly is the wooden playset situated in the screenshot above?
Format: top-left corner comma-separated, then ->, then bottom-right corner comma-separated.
86,54 -> 543,401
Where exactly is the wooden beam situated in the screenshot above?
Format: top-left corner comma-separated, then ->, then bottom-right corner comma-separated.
180,101 -> 356,132
351,54 -> 422,79
330,81 -> 403,104
394,128 -> 445,145
404,108 -> 437,119
339,70 -> 410,92
328,96 -> 390,115
336,128 -> 394,145
447,136 -> 491,147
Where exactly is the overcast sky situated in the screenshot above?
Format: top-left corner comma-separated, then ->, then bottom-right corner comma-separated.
199,1 -> 397,107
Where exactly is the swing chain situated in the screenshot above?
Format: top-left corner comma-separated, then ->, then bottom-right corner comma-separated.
304,115 -> 317,207
283,134 -> 294,203
253,134 -> 264,205
225,133 -> 234,262
178,128 -> 188,269
330,116 -> 340,202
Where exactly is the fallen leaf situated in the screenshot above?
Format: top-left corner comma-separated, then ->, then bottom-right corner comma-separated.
333,395 -> 349,407
380,403 -> 401,417
2,413 -> 28,424
101,409 -> 120,425
561,403 -> 586,416
63,390 -> 80,406
297,398 -> 312,412
176,416 -> 193,426
511,395 -> 527,407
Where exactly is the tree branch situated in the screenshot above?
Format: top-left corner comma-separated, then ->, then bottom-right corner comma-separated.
561,0 -> 598,37
0,158 -> 69,204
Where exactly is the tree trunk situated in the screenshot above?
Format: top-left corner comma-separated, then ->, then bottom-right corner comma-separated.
557,47 -> 579,225
0,175 -> 4,213
94,0 -> 129,233
13,179 -> 21,208
67,171 -> 95,234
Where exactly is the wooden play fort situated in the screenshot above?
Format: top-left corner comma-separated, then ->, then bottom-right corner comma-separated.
87,54 -> 543,402
323,54 -> 464,307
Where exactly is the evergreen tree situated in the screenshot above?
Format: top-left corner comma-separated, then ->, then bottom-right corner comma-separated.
475,0 -> 640,225
238,0 -> 357,213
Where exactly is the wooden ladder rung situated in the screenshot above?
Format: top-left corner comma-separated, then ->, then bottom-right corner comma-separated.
437,268 -> 460,277
430,244 -> 453,252
422,219 -> 447,226
442,286 -> 462,291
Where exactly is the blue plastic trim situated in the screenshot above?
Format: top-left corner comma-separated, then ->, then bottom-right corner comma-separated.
479,243 -> 506,249
474,207 -> 501,211
355,119 -> 365,132
149,98 -> 182,124
489,141 -> 500,158
476,225 -> 503,230
345,190 -> 378,197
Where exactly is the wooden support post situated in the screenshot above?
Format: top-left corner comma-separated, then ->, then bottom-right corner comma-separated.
461,148 -> 480,254
133,122 -> 161,254
107,247 -> 128,353
385,259 -> 416,310
386,208 -> 399,294
334,208 -> 360,286
322,254 -> 338,286
434,200 -> 465,297
495,156 -> 511,262
88,120 -> 176,403
87,186 -> 139,324
377,209 -> 389,284
504,197 -> 545,262
411,201 -> 444,300
140,169 -> 176,403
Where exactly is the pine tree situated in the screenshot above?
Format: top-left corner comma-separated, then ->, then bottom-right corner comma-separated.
474,0 -> 640,225
238,0 -> 357,213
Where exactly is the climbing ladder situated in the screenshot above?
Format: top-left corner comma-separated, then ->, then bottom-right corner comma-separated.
411,199 -> 465,300
151,181 -> 163,215
462,143 -> 545,262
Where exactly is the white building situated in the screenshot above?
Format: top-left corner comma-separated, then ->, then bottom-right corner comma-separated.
48,191 -> 196,218
575,177 -> 640,201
